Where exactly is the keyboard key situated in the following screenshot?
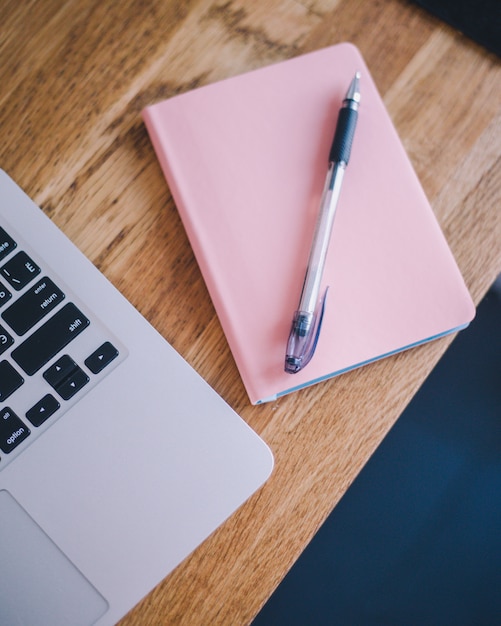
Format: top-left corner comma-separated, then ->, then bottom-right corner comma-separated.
2,277 -> 65,335
11,303 -> 90,375
0,361 -> 24,401
56,367 -> 89,400
0,227 -> 17,262
0,251 -> 40,290
85,342 -> 119,374
26,394 -> 60,427
0,281 -> 12,307
0,324 -> 14,355
44,355 -> 89,400
43,355 -> 78,388
0,407 -> 30,453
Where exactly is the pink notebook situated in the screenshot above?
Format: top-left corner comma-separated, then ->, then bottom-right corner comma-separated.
143,43 -> 475,404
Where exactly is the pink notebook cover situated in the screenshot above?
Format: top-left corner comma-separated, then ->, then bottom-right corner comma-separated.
142,43 -> 475,404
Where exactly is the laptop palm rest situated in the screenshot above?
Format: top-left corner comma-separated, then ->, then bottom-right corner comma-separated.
0,490 -> 108,626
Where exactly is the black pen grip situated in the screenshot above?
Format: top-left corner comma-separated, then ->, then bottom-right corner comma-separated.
329,106 -> 358,165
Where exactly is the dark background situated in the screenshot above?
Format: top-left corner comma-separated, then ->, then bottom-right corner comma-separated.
410,0 -> 501,58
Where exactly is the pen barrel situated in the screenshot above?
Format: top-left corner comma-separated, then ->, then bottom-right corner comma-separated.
329,106 -> 358,165
298,162 -> 345,314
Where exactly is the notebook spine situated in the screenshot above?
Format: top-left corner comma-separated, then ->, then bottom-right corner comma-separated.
142,106 -> 259,403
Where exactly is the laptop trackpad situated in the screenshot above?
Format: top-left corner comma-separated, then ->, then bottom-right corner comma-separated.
0,490 -> 108,626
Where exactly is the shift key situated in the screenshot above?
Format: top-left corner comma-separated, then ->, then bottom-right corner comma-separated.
12,303 -> 90,375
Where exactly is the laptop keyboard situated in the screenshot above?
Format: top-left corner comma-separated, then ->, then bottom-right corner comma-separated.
0,218 -> 126,471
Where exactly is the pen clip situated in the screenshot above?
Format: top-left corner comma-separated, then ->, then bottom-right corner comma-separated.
284,287 -> 328,374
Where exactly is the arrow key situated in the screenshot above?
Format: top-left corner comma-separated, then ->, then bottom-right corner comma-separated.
43,355 -> 78,388
43,355 -> 89,400
26,394 -> 60,427
85,341 -> 119,374
56,367 -> 89,401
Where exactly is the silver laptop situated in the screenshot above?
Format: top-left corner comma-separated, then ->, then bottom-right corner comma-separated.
0,169 -> 273,625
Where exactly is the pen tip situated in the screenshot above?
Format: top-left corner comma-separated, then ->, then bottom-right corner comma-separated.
345,72 -> 361,103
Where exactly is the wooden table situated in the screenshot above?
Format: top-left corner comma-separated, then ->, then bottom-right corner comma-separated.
1,1 -> 500,623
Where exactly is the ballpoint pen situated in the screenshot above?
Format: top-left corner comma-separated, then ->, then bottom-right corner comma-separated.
285,71 -> 361,374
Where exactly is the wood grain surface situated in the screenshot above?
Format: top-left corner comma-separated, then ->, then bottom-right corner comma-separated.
1,1 -> 500,624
